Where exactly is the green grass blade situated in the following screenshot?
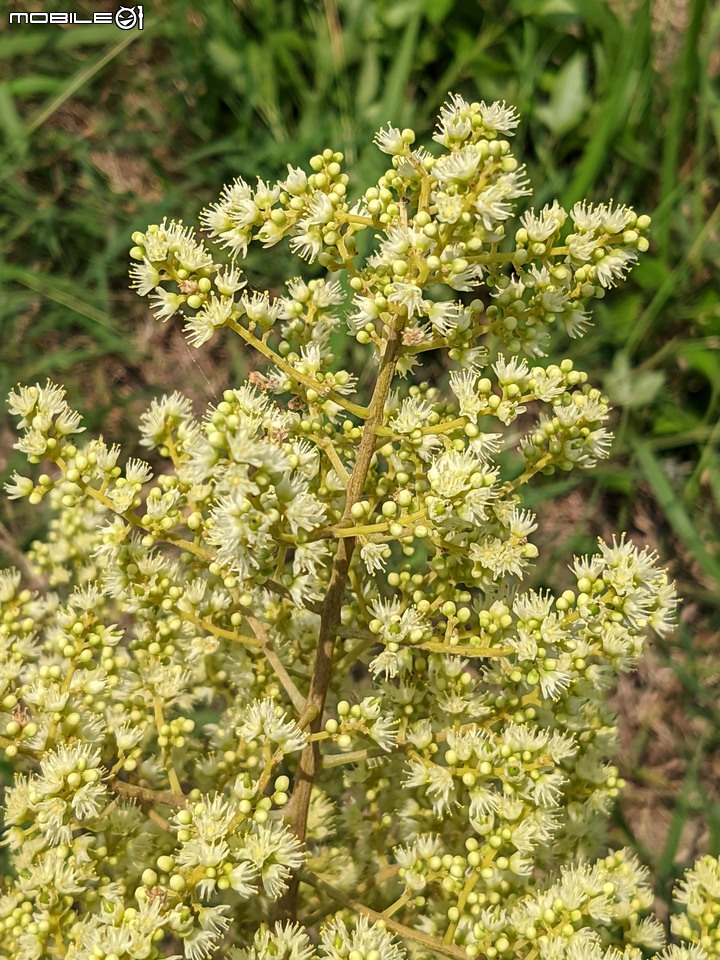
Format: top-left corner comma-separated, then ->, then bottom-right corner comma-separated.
634,439 -> 720,585
2,267 -> 133,355
0,82 -> 27,159
561,0 -> 651,204
626,200 -> 720,355
657,742 -> 705,883
656,0 -> 709,258
380,7 -> 422,123
0,23 -> 153,173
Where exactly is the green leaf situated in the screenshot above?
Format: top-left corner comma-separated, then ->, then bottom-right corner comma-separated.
535,53 -> 588,136
424,0 -> 456,24
604,352 -> 665,409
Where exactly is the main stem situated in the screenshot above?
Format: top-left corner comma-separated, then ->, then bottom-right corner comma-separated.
278,324 -> 402,920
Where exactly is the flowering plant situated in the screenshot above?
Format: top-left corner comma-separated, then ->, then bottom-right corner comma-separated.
0,94 -> 713,960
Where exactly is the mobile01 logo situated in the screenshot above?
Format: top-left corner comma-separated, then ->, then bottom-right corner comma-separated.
8,5 -> 144,29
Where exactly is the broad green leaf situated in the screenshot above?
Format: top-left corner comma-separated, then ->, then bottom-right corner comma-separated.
535,53 -> 588,136
604,352 -> 665,409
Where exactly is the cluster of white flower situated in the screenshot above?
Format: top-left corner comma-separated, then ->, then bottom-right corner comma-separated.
0,95 -> 705,960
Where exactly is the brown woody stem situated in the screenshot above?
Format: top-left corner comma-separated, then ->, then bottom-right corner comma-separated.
110,779 -> 186,808
276,325 -> 402,919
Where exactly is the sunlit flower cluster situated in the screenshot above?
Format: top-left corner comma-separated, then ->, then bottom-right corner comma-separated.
0,95 -> 702,960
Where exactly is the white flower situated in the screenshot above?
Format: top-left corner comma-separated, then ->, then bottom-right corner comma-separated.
369,715 -> 399,751
149,286 -> 182,322
215,264 -> 247,296
428,449 -> 485,501
506,506 -> 537,538
347,294 -> 379,333
305,192 -> 335,226
520,200 -> 567,242
280,164 -> 308,195
176,836 -> 230,870
449,369 -> 481,420
475,170 -> 532,230
431,144 -> 482,185
129,258 -> 161,296
139,392 -> 194,448
427,300 -> 469,336
158,220 -> 213,271
228,859 -> 260,898
478,100 -> 520,135
445,261 -> 485,291
403,758 -> 456,816
388,396 -> 433,434
433,93 -> 473,146
285,489 -> 326,535
470,536 -> 530,580
388,282 -> 424,318
4,472 -> 34,499
562,304 -> 592,338
0,567 -> 22,602
105,483 -> 135,513
32,743 -> 107,830
7,382 -> 42,420
468,431 -> 504,461
360,541 -> 390,576
493,354 -> 530,386
594,249 -> 637,288
320,916 -> 407,960
290,226 -> 323,262
240,290 -> 283,326
230,922 -> 314,960
184,293 -> 235,348
241,820 -> 305,898
374,124 -> 405,155
311,279 -> 345,308
571,200 -> 635,234
435,192 -> 465,224
238,699 -> 308,753
208,177 -> 260,228
124,458 -> 153,485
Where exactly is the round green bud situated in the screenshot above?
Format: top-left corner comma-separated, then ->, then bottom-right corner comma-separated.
168,874 -> 186,893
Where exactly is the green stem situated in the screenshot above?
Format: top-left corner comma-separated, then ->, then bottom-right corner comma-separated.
299,871 -> 469,960
228,318 -> 369,419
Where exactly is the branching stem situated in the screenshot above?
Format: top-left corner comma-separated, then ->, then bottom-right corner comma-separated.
228,318 -> 370,419
277,321 -> 402,919
299,871 -> 469,960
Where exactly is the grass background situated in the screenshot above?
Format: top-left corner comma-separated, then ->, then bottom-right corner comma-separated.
1,0 -> 719,914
